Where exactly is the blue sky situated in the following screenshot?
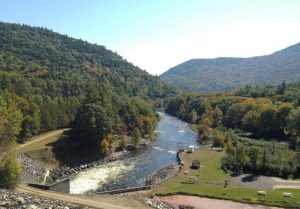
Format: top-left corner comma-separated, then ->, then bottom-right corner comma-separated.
1,0 -> 300,75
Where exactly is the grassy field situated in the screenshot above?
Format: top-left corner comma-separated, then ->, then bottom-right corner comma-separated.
154,149 -> 300,208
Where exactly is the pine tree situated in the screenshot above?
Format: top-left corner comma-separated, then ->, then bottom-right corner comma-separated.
132,128 -> 141,147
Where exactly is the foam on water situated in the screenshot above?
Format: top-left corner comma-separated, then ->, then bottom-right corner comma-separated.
70,160 -> 135,194
152,146 -> 165,151
167,150 -> 177,154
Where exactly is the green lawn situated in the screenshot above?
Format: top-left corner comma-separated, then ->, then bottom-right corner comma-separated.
154,149 -> 300,208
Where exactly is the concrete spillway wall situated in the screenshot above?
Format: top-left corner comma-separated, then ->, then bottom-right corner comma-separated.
28,177 -> 70,193
93,186 -> 152,195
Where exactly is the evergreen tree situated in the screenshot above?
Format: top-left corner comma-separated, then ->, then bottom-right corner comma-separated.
132,128 -> 141,147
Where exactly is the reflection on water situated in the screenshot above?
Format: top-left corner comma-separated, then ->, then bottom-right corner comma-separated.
70,112 -> 199,194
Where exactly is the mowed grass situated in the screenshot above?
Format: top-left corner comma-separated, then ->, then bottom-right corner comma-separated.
154,149 -> 300,208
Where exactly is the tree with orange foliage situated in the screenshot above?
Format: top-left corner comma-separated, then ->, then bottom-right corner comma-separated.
101,135 -> 111,156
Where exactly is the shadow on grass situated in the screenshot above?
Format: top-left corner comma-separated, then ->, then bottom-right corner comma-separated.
47,130 -> 103,166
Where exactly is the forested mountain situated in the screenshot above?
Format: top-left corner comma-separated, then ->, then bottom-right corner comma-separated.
0,22 -> 174,152
160,43 -> 300,92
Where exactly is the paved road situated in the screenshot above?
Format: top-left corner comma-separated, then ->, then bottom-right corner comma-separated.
231,174 -> 300,189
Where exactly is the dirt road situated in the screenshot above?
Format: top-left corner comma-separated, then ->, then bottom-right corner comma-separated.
16,128 -> 71,152
156,195 -> 283,209
16,184 -> 151,209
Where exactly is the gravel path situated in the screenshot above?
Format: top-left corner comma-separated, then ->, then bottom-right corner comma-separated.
0,189 -> 89,209
156,195 -> 283,209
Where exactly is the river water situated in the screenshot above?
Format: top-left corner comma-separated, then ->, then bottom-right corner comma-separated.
70,112 -> 199,194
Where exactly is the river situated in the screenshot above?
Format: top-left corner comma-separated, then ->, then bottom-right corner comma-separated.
70,112 -> 199,194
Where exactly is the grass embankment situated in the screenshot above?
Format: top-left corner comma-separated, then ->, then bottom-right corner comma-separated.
16,130 -> 70,168
154,149 -> 300,208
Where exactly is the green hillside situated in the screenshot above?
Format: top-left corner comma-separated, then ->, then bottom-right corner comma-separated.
0,22 -> 174,151
160,43 -> 300,92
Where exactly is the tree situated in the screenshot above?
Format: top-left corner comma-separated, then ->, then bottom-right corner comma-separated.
212,130 -> 225,148
132,128 -> 141,147
236,144 -> 247,172
0,96 -> 23,147
143,118 -> 153,138
261,146 -> 268,172
225,129 -> 235,155
276,103 -> 292,134
212,106 -> 223,128
0,154 -> 21,188
72,103 -> 113,149
198,113 -> 213,144
286,108 -> 300,149
119,135 -> 126,150
190,109 -> 198,124
101,135 -> 111,156
258,107 -> 277,136
242,110 -> 259,133
276,82 -> 286,95
286,108 -> 300,137
19,113 -> 40,142
248,146 -> 261,172
226,103 -> 246,128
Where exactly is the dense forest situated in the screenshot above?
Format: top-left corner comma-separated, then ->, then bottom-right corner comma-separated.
160,43 -> 300,92
0,22 -> 175,187
165,82 -> 300,177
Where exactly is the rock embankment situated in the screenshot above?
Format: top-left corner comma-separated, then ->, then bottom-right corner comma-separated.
118,193 -> 173,209
48,150 -> 129,183
0,189 -> 90,209
141,198 -> 173,209
144,164 -> 180,187
18,154 -> 47,184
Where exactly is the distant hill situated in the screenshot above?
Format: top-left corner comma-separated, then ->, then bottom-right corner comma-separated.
160,43 -> 300,92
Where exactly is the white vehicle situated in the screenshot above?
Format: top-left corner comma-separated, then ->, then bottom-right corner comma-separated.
187,145 -> 194,153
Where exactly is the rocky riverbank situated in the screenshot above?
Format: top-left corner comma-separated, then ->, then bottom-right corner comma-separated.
18,154 -> 47,184
0,189 -> 90,209
144,164 -> 181,187
48,150 -> 129,183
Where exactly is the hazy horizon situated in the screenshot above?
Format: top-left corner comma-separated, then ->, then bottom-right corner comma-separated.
1,0 -> 300,75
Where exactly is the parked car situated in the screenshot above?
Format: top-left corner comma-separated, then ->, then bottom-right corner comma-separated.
191,160 -> 200,169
